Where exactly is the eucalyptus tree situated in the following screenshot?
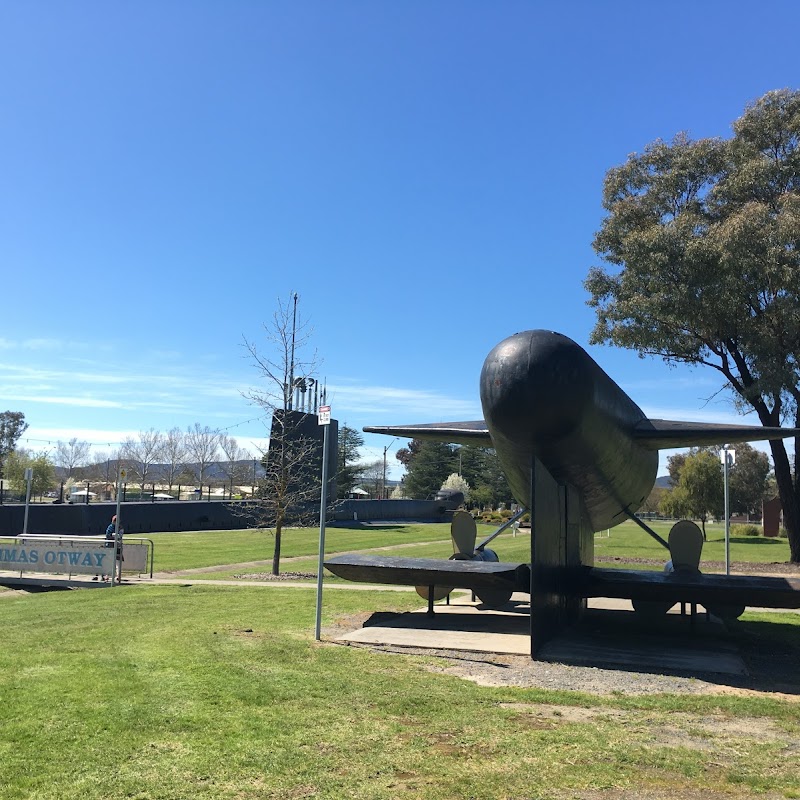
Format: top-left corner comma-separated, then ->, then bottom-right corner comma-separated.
585,89 -> 800,560
728,443 -> 771,517
661,449 -> 724,538
0,411 -> 28,480
4,449 -> 55,499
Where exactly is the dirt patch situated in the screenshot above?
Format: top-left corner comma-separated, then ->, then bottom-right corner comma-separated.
519,703 -> 725,750
498,703 -> 792,749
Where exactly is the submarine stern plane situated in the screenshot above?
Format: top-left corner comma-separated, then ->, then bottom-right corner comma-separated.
325,330 -> 800,656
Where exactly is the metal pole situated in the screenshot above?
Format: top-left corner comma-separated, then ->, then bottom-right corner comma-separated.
288,292 -> 298,411
724,448 -> 731,576
382,446 -> 387,500
112,469 -> 125,587
315,421 -> 331,641
22,468 -> 33,535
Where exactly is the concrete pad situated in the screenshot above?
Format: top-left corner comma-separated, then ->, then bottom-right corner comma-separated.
342,593 -> 532,655
339,593 -> 748,676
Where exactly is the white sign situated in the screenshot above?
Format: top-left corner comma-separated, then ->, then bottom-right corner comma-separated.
0,542 -> 113,575
720,449 -> 736,466
318,405 -> 331,425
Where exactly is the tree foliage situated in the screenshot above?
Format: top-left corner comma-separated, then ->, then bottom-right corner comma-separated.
728,443 -> 771,516
458,445 -> 513,508
400,439 -> 456,499
660,449 -> 724,537
585,89 -> 800,561
0,411 -> 29,480
639,486 -> 665,514
336,425 -> 364,499
5,449 -> 56,498
399,442 -> 512,507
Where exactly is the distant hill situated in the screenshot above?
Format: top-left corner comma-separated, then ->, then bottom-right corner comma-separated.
654,475 -> 673,489
58,459 -> 265,484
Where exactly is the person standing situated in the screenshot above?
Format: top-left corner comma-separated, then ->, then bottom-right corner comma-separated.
103,514 -> 124,582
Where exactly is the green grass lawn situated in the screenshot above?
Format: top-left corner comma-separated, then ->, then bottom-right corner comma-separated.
182,520 -> 794,582
2,584 -> 799,799
147,523 -> 495,572
593,520 -> 793,565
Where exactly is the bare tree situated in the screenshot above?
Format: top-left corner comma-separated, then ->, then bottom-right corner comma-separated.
161,427 -> 188,492
219,434 -> 252,497
55,438 -> 91,478
83,451 -> 109,482
184,423 -> 221,496
242,292 -> 327,574
120,429 -> 164,495
360,459 -> 385,498
80,450 -> 121,500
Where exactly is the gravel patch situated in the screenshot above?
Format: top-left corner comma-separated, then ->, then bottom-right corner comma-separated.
327,610 -> 800,700
232,571 -> 316,581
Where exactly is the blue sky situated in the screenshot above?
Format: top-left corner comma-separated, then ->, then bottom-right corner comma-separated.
1,1 -> 797,478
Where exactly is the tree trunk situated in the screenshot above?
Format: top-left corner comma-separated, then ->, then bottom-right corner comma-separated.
769,439 -> 800,562
272,520 -> 282,575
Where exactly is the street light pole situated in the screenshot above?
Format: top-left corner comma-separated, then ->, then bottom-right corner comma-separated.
287,292 -> 298,411
315,405 -> 332,641
382,437 -> 399,500
721,447 -> 736,576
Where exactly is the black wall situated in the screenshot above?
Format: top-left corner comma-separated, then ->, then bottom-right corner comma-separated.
0,501 -> 255,537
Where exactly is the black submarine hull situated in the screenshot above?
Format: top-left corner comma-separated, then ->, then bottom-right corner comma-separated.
479,330 -> 657,532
